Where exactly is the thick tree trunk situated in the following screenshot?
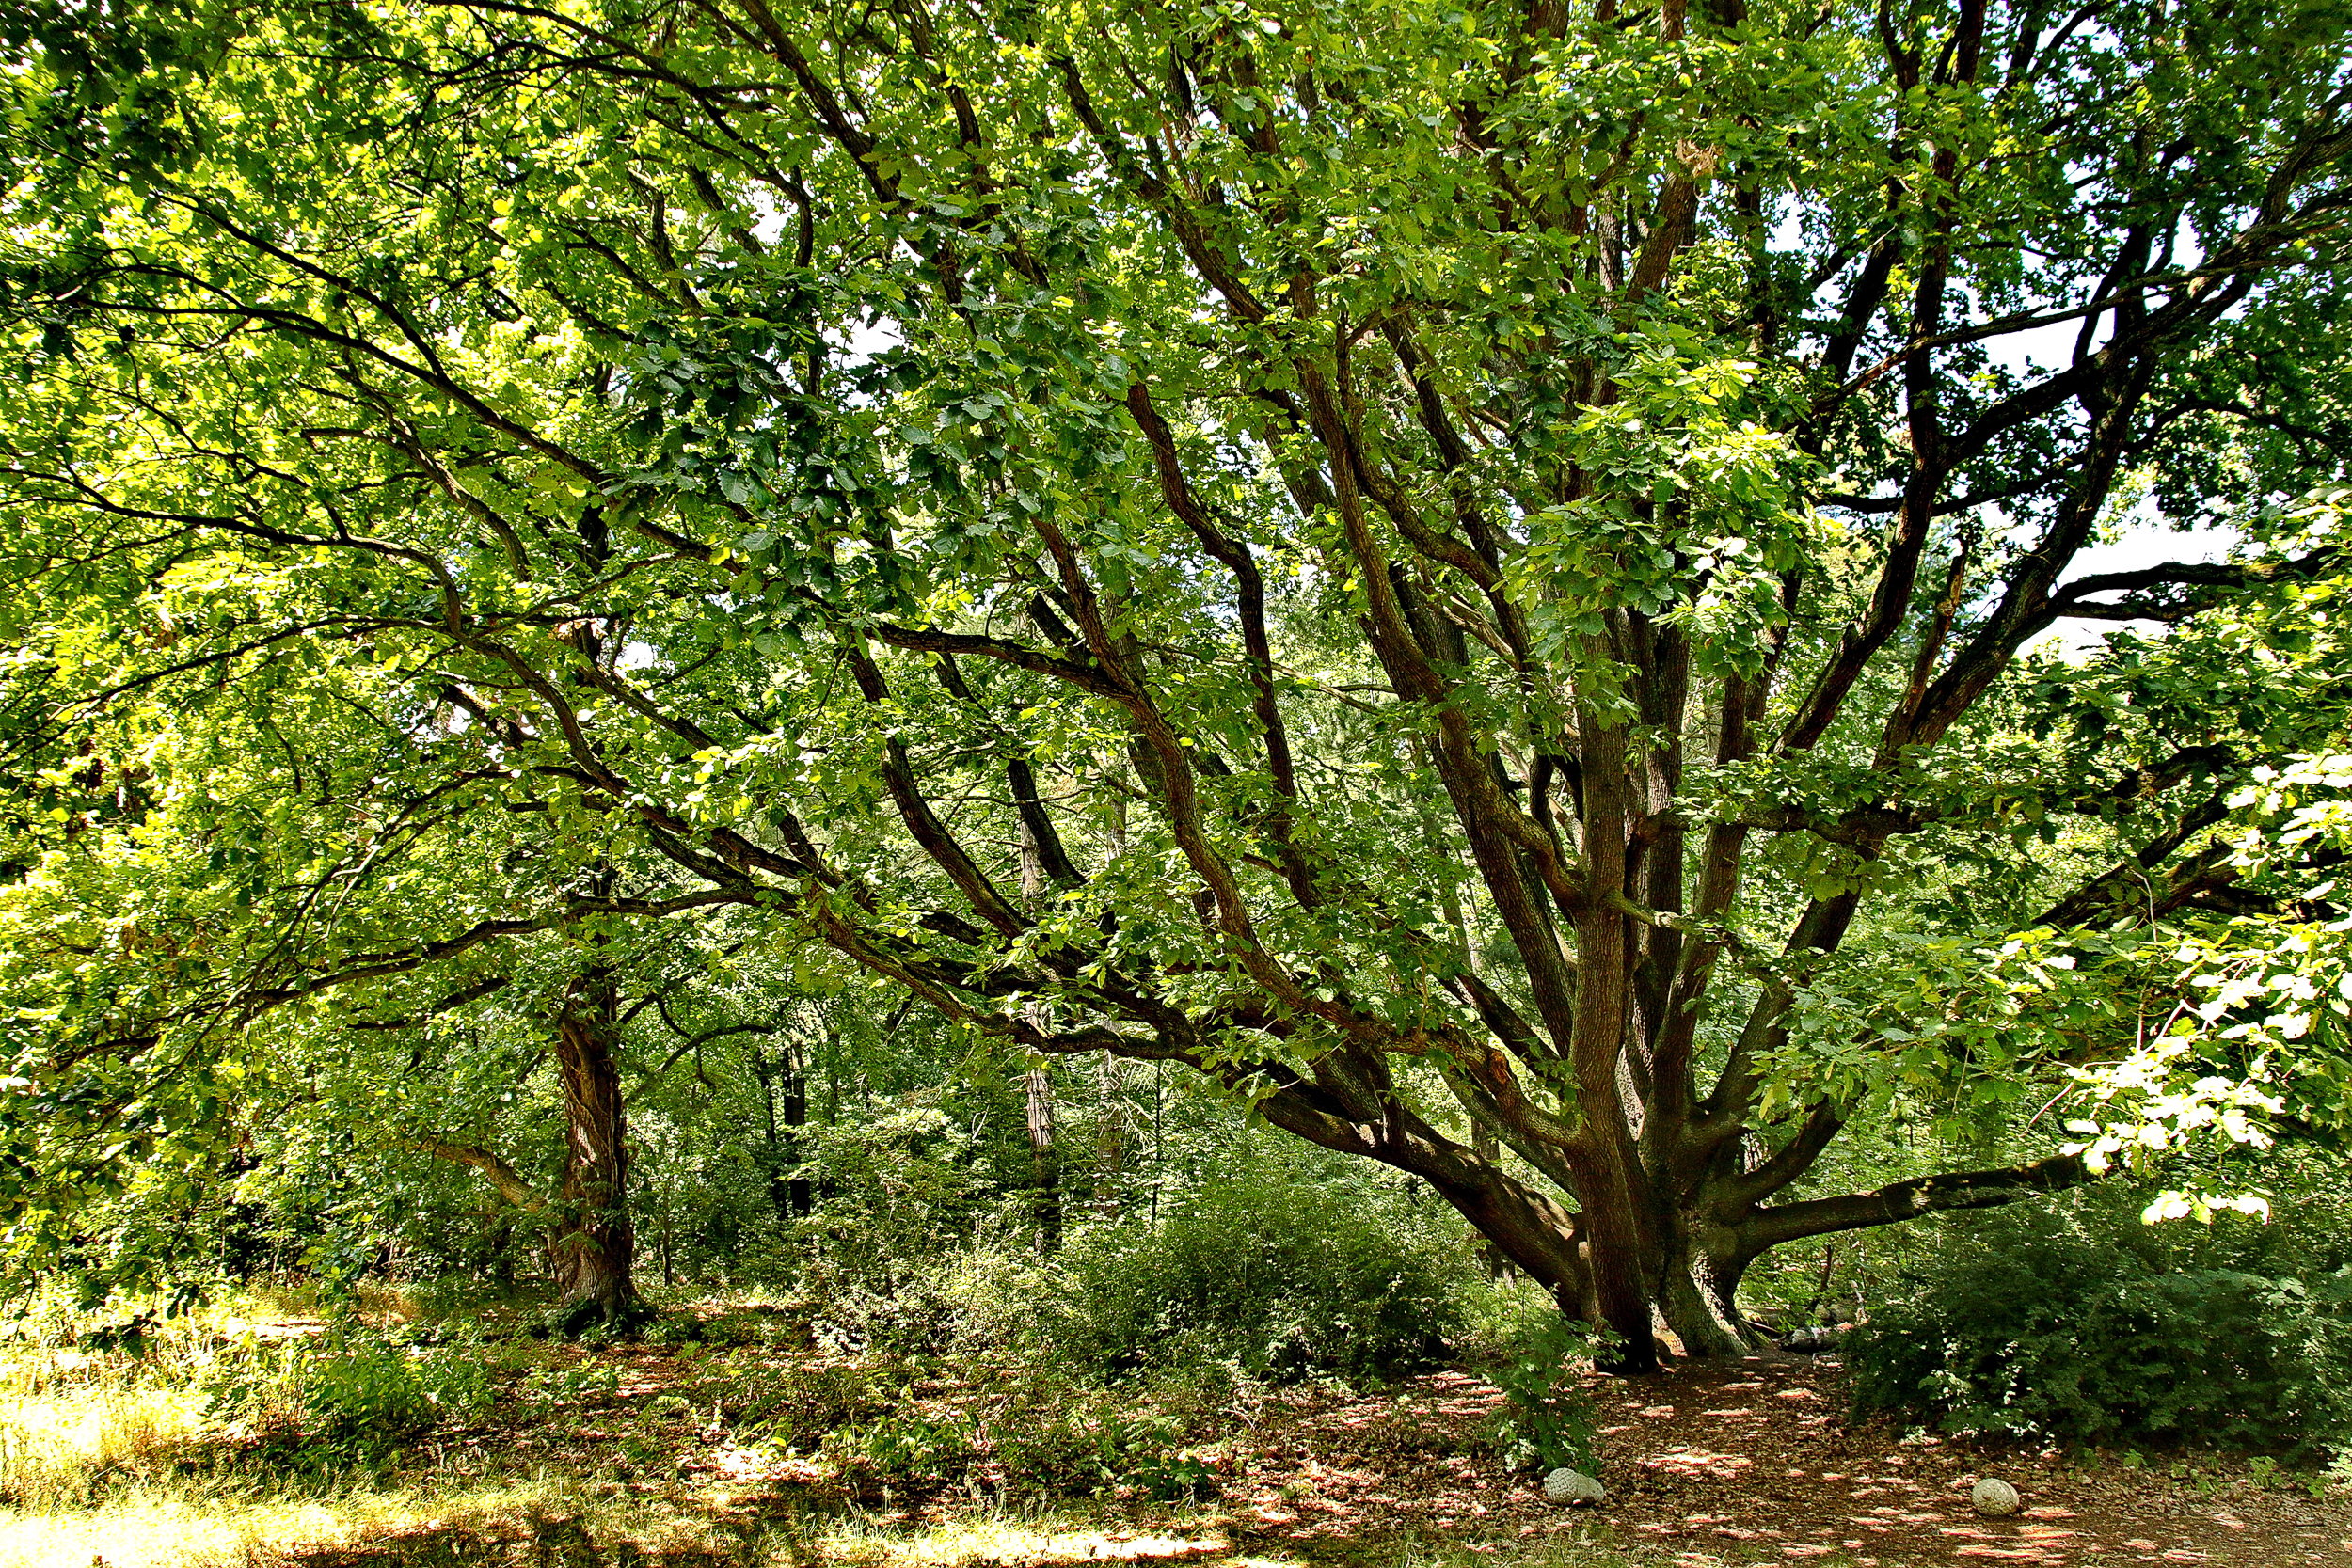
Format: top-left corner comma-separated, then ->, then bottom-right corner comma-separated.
1248,1056 -> 2097,1369
1653,1222 -> 1762,1358
553,977 -> 637,1323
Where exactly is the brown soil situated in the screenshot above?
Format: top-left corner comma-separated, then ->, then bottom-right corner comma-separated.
1218,1355 -> 2352,1566
271,1330 -> 2352,1567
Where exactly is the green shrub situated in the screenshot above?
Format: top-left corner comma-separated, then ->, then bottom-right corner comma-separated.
823,1405 -> 979,1484
1848,1180 -> 2352,1458
804,1256 -> 989,1355
982,1372 -> 1222,1500
1052,1164 -> 1468,1380
1479,1320 -> 1600,1472
728,1360 -> 897,1450
813,1362 -> 1225,1500
206,1328 -> 494,1455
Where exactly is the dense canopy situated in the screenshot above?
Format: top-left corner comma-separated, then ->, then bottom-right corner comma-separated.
3,0 -> 2352,1368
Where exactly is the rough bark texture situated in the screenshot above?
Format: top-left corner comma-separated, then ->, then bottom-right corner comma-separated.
553,975 -> 637,1323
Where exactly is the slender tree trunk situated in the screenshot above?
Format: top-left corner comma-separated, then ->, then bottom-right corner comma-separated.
1470,1120 -> 1512,1281
1025,1063 -> 1061,1252
754,1046 -> 789,1224
553,974 -> 637,1323
782,1045 -> 813,1219
1093,1052 -> 1126,1218
1019,791 -> 1064,1251
754,1040 -> 815,1223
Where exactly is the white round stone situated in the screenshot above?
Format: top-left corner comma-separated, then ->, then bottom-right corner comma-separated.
1542,1468 -> 1606,1505
1971,1477 -> 2022,1516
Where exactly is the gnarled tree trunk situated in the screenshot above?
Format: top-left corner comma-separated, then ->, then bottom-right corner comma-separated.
553,974 -> 637,1323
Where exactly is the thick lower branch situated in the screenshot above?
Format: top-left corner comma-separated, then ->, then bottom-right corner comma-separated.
413,1136 -> 547,1212
1745,1152 -> 2091,1248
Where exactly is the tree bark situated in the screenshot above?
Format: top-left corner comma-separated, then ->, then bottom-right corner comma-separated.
553,974 -> 638,1323
1025,1063 -> 1062,1252
754,1041 -> 814,1222
782,1047 -> 813,1220
1092,1051 -> 1127,1219
1470,1120 -> 1512,1280
1652,1213 -> 1763,1358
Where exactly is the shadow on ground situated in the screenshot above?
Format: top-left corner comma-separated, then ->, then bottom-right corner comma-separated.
282,1509 -> 821,1568
274,1502 -> 1279,1568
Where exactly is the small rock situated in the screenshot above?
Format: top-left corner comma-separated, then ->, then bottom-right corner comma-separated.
1543,1468 -> 1606,1505
1972,1477 -> 2022,1516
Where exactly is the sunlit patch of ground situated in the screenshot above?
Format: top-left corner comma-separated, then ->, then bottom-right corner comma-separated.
5,1294 -> 2349,1568
817,1513 -> 1234,1568
0,1476 -> 608,1568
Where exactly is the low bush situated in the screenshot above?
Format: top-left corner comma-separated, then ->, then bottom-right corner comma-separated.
205,1328 -> 495,1456
804,1251 -> 1018,1357
800,1144 -> 1489,1382
814,1362 -> 1227,1500
1847,1178 -> 2352,1458
1050,1162 -> 1470,1381
1478,1320 -> 1601,1473
725,1359 -> 898,1450
977,1365 -> 1229,1499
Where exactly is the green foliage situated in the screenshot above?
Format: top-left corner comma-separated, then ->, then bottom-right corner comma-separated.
822,1405 -> 979,1486
803,1245 -> 1045,1359
791,1101 -> 1041,1354
205,1328 -> 495,1457
1848,1180 -> 2352,1459
661,1348 -> 1226,1500
1051,1164 -> 1469,1381
968,1369 -> 1226,1501
815,1362 -> 1227,1500
787,1121 -> 1490,1379
729,1360 -> 893,1450
1477,1321 -> 1601,1474
521,1355 -> 622,1412
5,0 -> 2352,1359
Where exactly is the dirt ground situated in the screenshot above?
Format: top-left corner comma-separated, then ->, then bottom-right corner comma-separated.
246,1334 -> 2350,1568
1212,1355 -> 2352,1566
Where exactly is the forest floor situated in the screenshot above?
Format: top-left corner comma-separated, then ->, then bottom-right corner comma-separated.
7,1304 -> 2347,1568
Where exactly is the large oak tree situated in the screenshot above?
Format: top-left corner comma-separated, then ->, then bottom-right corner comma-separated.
5,0 -> 2352,1367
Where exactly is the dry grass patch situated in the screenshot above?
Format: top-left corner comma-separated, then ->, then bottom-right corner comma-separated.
0,1472 -> 773,1568
0,1383 -> 211,1511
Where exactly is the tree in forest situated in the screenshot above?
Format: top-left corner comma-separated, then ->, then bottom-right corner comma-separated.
4,0 -> 2352,1369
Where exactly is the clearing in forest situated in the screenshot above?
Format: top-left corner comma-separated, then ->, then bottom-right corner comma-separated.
9,1318 -> 2342,1568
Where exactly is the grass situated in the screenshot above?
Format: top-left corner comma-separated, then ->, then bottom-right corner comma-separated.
3,1479 -> 1648,1568
0,1380 -> 211,1509
0,1286 -> 1779,1568
0,1475 -> 608,1568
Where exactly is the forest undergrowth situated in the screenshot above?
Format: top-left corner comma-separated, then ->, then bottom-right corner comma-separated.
0,1280 -> 1588,1568
5,1278 -> 2348,1568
